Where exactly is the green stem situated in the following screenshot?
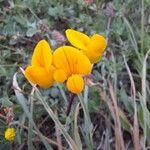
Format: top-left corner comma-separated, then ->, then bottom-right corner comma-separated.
57,83 -> 67,103
35,90 -> 78,150
123,17 -> 142,63
28,89 -> 34,150
77,92 -> 93,150
78,93 -> 90,124
83,85 -> 89,107
141,0 -> 144,54
142,49 -> 150,148
13,73 -> 52,150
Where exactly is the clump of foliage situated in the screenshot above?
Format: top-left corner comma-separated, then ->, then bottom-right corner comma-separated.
0,0 -> 150,149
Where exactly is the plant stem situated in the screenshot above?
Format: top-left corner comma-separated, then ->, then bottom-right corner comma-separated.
35,90 -> 78,150
28,88 -> 34,150
13,73 -> 53,150
14,122 -> 61,147
66,93 -> 75,116
54,109 -> 63,150
123,16 -> 142,64
77,93 -> 93,150
141,0 -> 145,54
57,83 -> 68,103
142,49 -> 150,148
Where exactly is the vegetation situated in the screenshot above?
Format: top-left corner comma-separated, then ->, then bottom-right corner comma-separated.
0,0 -> 150,149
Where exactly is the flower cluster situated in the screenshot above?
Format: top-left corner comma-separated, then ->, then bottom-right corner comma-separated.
25,29 -> 107,94
4,127 -> 15,141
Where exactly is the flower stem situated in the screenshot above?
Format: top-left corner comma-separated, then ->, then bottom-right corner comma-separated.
57,83 -> 67,103
66,93 -> 75,116
77,91 -> 93,150
35,90 -> 78,150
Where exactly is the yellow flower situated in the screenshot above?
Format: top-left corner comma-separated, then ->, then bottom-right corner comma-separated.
4,128 -> 15,141
65,29 -> 107,63
66,75 -> 84,94
25,40 -> 54,88
53,46 -> 92,93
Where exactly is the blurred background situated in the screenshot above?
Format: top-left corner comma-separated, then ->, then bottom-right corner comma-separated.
0,0 -> 150,149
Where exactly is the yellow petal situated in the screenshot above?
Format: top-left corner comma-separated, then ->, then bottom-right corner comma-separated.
31,40 -> 52,72
75,51 -> 92,75
89,34 -> 107,53
84,34 -> 107,63
25,65 -> 54,88
66,75 -> 84,94
53,46 -> 92,76
90,54 -> 103,63
5,128 -> 15,141
52,46 -> 72,76
66,29 -> 90,50
84,50 -> 104,63
54,69 -> 67,82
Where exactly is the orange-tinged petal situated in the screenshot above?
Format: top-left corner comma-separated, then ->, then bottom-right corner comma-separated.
66,29 -> 90,50
52,46 -> 72,76
75,51 -> 92,75
90,54 -> 103,63
53,46 -> 92,75
66,75 -> 84,94
25,65 -> 54,88
88,34 -> 107,53
66,29 -> 107,64
82,34 -> 106,63
83,49 -> 104,63
54,69 -> 67,82
31,40 -> 52,72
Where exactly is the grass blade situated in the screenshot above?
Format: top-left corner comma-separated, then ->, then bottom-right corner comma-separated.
13,72 -> 53,150
35,89 -> 78,150
77,93 -> 93,149
141,49 -> 150,148
74,103 -> 82,150
123,55 -> 140,150
108,81 -> 125,150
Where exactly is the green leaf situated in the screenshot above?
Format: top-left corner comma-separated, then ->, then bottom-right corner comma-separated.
0,97 -> 13,107
26,28 -> 37,37
119,109 -> 132,132
13,72 -> 53,150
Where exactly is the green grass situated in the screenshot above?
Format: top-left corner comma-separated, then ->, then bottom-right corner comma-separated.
0,0 -> 150,149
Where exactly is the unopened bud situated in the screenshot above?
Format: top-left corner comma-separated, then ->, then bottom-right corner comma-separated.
105,2 -> 115,18
51,30 -> 66,45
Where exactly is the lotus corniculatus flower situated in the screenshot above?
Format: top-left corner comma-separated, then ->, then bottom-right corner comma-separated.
53,46 -> 92,94
66,29 -> 107,63
25,40 -> 54,88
